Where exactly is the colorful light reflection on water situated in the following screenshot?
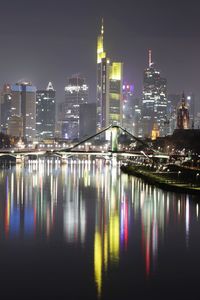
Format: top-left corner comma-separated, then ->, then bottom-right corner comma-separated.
0,159 -> 199,299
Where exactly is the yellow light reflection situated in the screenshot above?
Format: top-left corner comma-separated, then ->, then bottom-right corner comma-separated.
104,228 -> 108,271
94,231 -> 102,297
109,214 -> 119,263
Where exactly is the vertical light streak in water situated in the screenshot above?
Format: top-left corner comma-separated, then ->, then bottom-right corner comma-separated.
46,204 -> 50,238
196,204 -> 199,220
16,166 -> 20,206
178,200 -> 181,216
5,176 -> 10,238
140,184 -> 162,278
140,190 -> 145,208
120,201 -> 124,248
94,162 -> 104,298
145,216 -> 151,278
104,165 -> 108,203
93,162 -> 120,297
34,199 -> 37,238
109,212 -> 120,263
103,225 -> 108,272
80,198 -> 86,245
152,191 -> 158,272
124,200 -> 128,250
131,177 -> 134,205
47,160 -> 50,176
94,231 -> 102,298
21,173 -> 24,205
121,173 -> 129,251
40,174 -> 43,231
11,172 -> 14,211
152,217 -> 158,272
25,169 -> 28,206
185,196 -> 190,248
54,174 -> 58,205
109,167 -> 119,264
88,159 -> 91,186
118,167 -> 121,199
103,165 -> 109,271
140,187 -> 147,275
166,194 -> 169,226
64,163 -> 84,244
50,174 -> 53,199
120,176 -> 125,248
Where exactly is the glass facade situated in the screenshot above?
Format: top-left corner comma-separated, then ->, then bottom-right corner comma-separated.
11,82 -> 36,141
63,75 -> 88,140
142,53 -> 167,138
96,21 -> 123,131
0,84 -> 12,133
36,82 -> 56,139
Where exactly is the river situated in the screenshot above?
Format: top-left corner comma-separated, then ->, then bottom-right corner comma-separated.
0,158 -> 199,299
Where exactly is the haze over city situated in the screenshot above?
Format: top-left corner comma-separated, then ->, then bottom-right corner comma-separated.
0,0 -> 200,102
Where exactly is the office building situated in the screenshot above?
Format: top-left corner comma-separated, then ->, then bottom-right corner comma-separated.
0,84 -> 12,133
133,100 -> 142,137
141,50 -> 167,138
79,103 -> 96,139
8,115 -> 23,137
122,84 -> 134,133
62,75 -> 88,140
96,20 -> 123,131
36,82 -> 56,140
11,81 -> 36,141
167,94 -> 181,135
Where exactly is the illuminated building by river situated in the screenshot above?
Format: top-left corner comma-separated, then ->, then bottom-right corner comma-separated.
96,20 -> 123,131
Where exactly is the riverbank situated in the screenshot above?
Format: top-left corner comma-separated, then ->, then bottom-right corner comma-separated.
121,164 -> 200,195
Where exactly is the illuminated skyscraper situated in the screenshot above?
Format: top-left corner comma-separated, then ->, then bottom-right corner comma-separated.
36,82 -> 56,139
0,84 -> 12,133
8,115 -> 23,137
109,62 -> 123,126
62,75 -> 88,140
11,81 -> 36,140
141,50 -> 167,138
122,84 -> 134,133
96,20 -> 123,131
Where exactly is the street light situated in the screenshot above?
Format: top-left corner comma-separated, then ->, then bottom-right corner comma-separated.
196,173 -> 199,184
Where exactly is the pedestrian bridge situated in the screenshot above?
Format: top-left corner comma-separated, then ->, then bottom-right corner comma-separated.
0,125 -> 169,163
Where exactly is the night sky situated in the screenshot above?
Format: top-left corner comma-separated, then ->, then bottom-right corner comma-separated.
0,0 -> 200,104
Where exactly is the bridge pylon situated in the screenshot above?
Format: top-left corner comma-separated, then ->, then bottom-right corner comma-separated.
111,126 -> 119,152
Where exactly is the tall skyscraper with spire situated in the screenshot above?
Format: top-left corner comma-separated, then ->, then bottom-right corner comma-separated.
96,19 -> 123,132
36,82 -> 56,139
141,50 -> 167,138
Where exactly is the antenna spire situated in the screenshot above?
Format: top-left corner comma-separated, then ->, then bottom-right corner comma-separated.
101,18 -> 104,35
148,49 -> 152,67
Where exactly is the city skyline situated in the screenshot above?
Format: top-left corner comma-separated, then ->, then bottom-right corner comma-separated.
0,0 -> 200,103
1,2 -> 200,299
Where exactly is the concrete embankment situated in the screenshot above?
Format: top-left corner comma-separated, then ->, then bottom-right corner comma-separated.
120,164 -> 200,195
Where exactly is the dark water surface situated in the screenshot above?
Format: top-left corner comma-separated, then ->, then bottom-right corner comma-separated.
0,159 -> 200,299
